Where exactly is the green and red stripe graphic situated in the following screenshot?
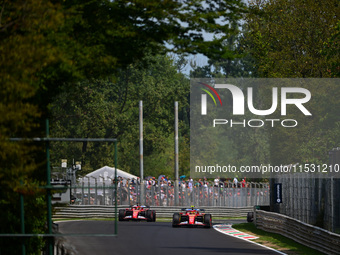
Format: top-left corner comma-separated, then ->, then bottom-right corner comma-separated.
199,82 -> 222,106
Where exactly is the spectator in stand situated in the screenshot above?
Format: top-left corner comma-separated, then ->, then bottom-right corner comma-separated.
188,178 -> 193,192
160,176 -> 165,187
151,177 -> 156,186
181,180 -> 186,190
233,176 -> 238,187
203,180 -> 208,191
241,178 -> 246,188
214,177 -> 220,187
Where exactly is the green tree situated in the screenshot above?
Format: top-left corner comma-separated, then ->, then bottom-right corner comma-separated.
0,0 -> 246,253
243,0 -> 339,78
190,24 -> 256,79
321,20 -> 340,77
50,54 -> 190,178
241,0 -> 339,180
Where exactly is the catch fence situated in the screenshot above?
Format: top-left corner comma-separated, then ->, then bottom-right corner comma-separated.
275,173 -> 340,232
70,180 -> 269,207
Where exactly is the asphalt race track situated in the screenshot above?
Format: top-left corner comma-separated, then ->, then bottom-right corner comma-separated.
58,220 -> 281,255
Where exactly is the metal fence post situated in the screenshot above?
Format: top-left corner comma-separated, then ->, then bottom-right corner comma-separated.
114,141 -> 118,235
81,181 -> 85,205
20,180 -> 26,255
84,176 -> 90,205
46,119 -> 53,255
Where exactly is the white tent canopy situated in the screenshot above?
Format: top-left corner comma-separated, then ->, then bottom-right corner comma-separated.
84,166 -> 138,184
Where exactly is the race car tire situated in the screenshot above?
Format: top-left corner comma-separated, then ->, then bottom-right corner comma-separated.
172,213 -> 180,227
152,210 -> 156,222
146,210 -> 153,222
204,214 -> 212,228
119,209 -> 126,221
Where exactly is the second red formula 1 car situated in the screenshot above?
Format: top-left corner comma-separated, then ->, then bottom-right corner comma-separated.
119,205 -> 156,222
172,206 -> 212,228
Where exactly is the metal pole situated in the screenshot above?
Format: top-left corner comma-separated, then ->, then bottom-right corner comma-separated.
46,119 -> 53,255
103,181 -> 106,205
139,101 -> 144,204
95,178 -> 97,205
91,176 -> 97,205
84,176 -> 90,205
108,177 -> 113,206
88,177 -> 90,205
81,180 -> 85,204
20,180 -> 26,255
114,141 -> 118,234
174,102 -> 179,206
99,176 -> 105,205
331,176 -> 334,232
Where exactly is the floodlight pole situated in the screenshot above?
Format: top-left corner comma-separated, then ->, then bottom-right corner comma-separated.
139,101 -> 145,204
174,102 -> 179,206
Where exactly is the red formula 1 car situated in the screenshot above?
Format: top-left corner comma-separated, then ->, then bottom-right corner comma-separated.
172,206 -> 212,228
119,205 -> 156,222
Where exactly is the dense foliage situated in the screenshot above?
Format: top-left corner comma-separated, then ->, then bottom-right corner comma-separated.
0,0 -> 245,253
243,0 -> 339,78
242,0 -> 340,165
190,0 -> 339,172
49,54 -> 191,178
0,0 -> 338,252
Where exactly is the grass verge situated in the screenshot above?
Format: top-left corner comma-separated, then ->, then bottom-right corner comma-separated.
232,223 -> 324,255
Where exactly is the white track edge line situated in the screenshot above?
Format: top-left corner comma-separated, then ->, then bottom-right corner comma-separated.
213,225 -> 287,255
